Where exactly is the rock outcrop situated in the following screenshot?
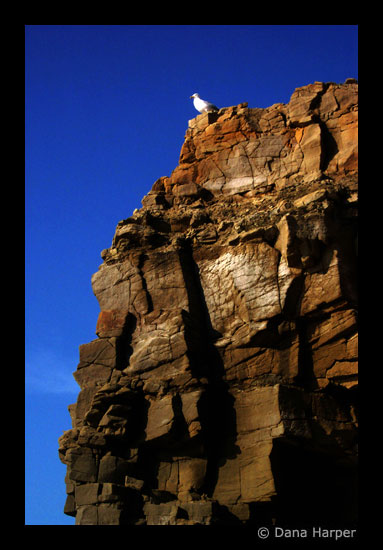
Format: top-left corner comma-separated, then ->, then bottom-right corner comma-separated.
59,80 -> 358,526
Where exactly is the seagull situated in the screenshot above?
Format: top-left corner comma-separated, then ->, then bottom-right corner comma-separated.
190,93 -> 219,114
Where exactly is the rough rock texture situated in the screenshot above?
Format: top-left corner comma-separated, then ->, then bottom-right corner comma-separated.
59,81 -> 358,526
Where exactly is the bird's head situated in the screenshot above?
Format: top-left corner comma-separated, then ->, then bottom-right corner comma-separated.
190,93 -> 200,99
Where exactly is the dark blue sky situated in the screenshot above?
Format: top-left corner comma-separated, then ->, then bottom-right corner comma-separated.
25,24 -> 358,525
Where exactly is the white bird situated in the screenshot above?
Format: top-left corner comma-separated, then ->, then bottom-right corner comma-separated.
190,93 -> 219,114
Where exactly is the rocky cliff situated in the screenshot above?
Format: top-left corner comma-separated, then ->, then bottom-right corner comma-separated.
59,80 -> 358,526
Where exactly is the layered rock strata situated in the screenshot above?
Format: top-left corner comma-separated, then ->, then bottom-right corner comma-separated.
59,80 -> 358,526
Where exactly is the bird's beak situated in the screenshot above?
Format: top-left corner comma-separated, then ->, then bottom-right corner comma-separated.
190,95 -> 193,99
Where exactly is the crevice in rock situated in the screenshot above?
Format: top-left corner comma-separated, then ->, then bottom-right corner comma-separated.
239,141 -> 257,188
178,241 -> 240,497
211,157 -> 227,186
318,119 -> 339,172
137,253 -> 154,313
116,312 -> 137,370
294,317 -> 317,391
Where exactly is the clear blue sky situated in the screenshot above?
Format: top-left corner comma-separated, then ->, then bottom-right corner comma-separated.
25,24 -> 358,525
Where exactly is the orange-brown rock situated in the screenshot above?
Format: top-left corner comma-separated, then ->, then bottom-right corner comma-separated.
59,81 -> 358,526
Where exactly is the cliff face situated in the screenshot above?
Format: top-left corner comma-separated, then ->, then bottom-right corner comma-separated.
59,81 -> 358,526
